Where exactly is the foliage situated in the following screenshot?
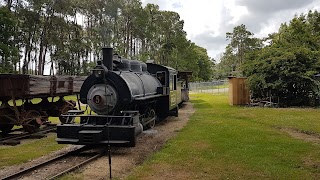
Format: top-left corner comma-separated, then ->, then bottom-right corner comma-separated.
0,6 -> 19,73
215,24 -> 262,79
243,11 -> 320,106
216,11 -> 320,106
0,0 -> 213,81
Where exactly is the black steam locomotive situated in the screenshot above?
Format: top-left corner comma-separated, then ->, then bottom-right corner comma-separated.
56,48 -> 190,146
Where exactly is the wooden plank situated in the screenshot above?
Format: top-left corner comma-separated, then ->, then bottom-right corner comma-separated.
228,77 -> 250,105
72,76 -> 86,93
28,75 -> 86,96
55,76 -> 86,94
29,75 -> 52,95
0,75 -> 86,100
0,74 -> 29,99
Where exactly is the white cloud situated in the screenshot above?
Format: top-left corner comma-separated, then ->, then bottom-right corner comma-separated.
223,1 -> 248,25
142,0 -> 320,59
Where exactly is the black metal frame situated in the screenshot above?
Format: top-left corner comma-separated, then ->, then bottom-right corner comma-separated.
56,112 -> 139,146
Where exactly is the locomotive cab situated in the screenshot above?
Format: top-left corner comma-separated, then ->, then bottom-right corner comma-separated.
147,63 -> 180,118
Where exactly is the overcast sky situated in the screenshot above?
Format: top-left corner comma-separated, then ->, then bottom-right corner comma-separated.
141,0 -> 320,61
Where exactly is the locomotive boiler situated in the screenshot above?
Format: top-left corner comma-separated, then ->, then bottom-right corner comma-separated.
56,48 -> 190,146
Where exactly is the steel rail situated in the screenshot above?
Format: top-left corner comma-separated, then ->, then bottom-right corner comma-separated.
0,125 -> 56,143
1,146 -> 87,180
48,150 -> 105,180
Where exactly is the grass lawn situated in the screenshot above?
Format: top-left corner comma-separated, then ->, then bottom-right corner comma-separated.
7,95 -> 79,106
0,97 -> 91,168
127,94 -> 320,179
3,95 -> 87,131
0,134 -> 65,168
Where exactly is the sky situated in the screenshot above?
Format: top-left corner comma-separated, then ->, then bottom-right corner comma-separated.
141,0 -> 320,61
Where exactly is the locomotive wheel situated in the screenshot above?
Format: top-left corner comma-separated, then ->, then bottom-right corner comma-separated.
22,110 -> 42,133
59,104 -> 75,124
145,109 -> 156,129
128,134 -> 137,147
0,124 -> 14,135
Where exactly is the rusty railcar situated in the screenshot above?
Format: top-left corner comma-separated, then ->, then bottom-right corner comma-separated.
0,74 -> 85,134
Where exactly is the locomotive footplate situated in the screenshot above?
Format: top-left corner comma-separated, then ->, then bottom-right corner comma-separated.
56,112 -> 142,147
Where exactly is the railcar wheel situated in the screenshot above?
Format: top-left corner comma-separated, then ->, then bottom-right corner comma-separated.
22,110 -> 42,133
0,124 -> 14,135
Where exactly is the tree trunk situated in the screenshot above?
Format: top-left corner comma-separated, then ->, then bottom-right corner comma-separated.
126,20 -> 130,57
6,0 -> 12,10
77,52 -> 81,75
22,32 -> 32,74
38,29 -> 45,75
41,45 -> 48,75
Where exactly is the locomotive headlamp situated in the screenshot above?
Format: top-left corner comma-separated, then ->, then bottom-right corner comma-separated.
93,68 -> 104,79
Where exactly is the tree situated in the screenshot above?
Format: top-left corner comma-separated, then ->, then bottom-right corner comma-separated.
0,0 -> 212,80
242,10 -> 320,106
226,24 -> 253,67
216,24 -> 261,79
0,6 -> 19,73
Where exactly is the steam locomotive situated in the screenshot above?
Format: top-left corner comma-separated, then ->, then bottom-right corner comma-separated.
56,48 -> 190,147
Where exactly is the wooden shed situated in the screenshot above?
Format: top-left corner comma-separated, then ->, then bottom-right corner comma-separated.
228,77 -> 250,105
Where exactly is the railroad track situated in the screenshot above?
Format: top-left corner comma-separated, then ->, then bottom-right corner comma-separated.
1,146 -> 105,180
0,125 -> 57,145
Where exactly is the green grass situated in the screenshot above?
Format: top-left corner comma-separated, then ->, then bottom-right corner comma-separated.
6,95 -> 79,106
127,94 -> 320,179
3,94 -> 87,131
49,105 -> 92,124
0,134 -> 66,168
0,96 -> 92,168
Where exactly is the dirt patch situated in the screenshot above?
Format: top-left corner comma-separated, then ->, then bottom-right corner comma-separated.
279,128 -> 320,144
275,127 -> 320,179
77,102 -> 195,179
302,156 -> 320,179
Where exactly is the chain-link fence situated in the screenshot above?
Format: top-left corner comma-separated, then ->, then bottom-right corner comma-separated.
189,80 -> 228,94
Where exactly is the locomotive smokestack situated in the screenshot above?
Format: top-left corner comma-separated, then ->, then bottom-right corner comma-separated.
102,47 -> 113,71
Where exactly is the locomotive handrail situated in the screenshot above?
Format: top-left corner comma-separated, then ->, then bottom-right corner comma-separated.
60,114 -> 133,118
120,110 -> 139,114
134,94 -> 163,101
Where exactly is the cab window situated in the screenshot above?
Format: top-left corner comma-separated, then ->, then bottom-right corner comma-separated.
170,75 -> 177,91
170,75 -> 173,90
156,72 -> 166,86
174,75 -> 177,90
